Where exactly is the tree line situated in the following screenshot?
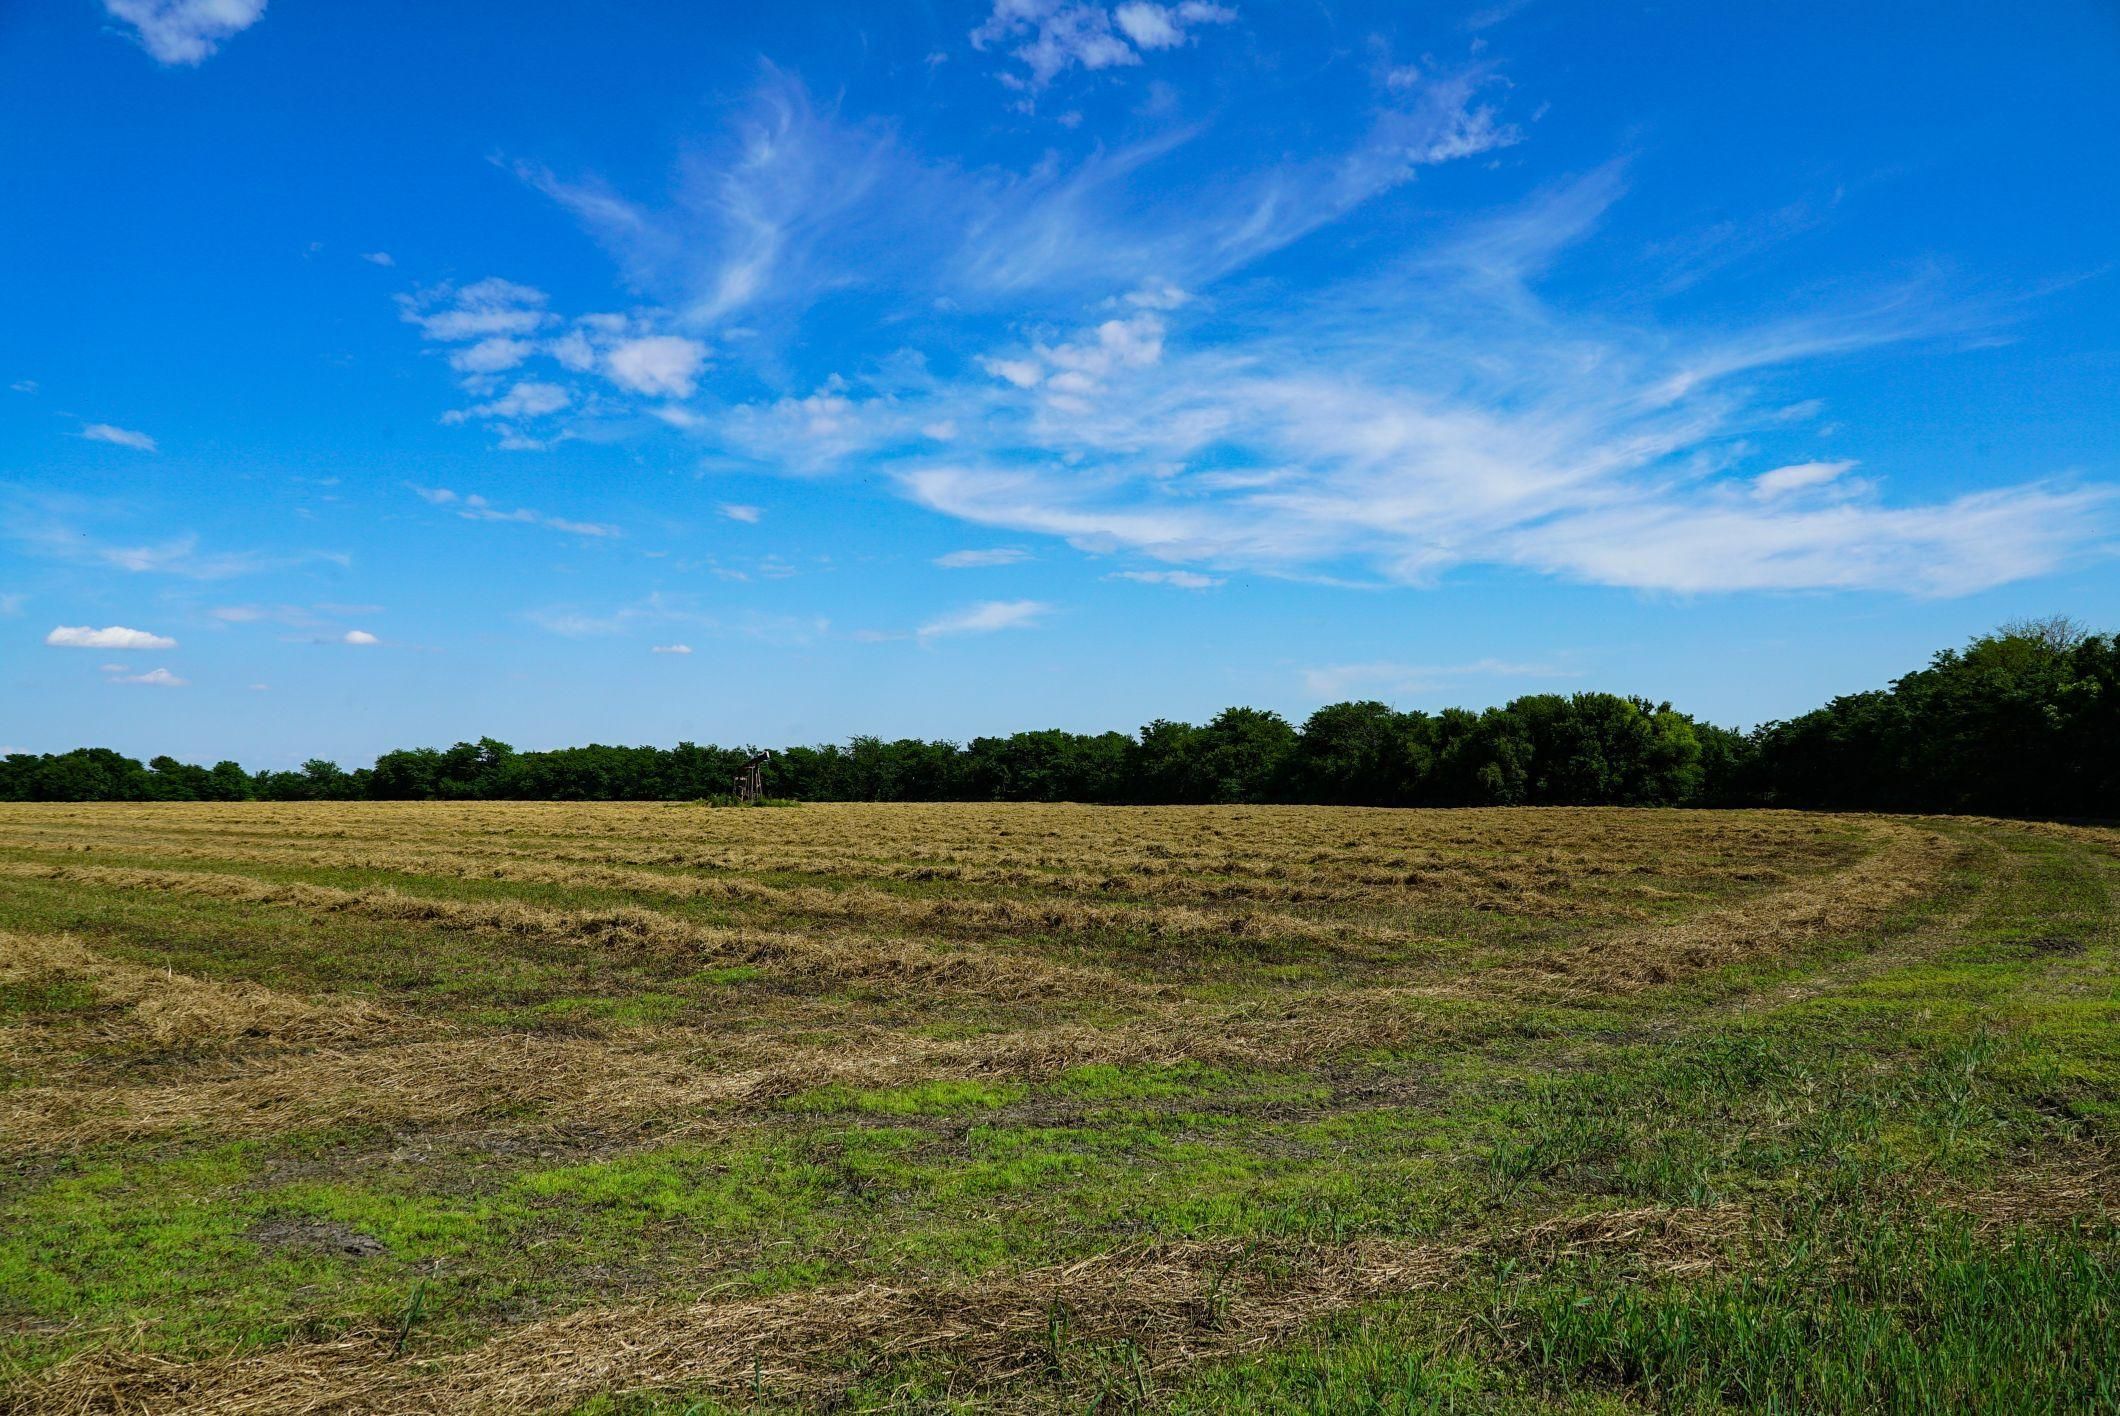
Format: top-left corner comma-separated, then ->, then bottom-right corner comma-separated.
6,620 -> 2114,818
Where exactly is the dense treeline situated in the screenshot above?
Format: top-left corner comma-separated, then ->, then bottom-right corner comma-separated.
6,620 -> 2115,817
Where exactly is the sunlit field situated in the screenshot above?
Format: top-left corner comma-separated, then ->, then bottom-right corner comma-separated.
2,802 -> 2115,1413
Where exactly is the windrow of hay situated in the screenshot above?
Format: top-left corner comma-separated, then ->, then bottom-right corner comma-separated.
1950,1148 -> 2120,1232
0,801 -> 1861,895
1499,820 -> 1963,993
0,861 -> 1131,1001
0,817 -> 1843,918
0,929 -> 400,1054
9,1206 -> 1743,1416
3,986 -> 1447,1153
0,845 -> 1455,951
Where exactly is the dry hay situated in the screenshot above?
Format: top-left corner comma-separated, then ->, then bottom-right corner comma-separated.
0,995 -> 1389,1154
0,929 -> 396,1054
0,861 -> 1126,1002
0,801 -> 1865,925
8,1206 -> 1742,1415
1501,819 -> 1962,993
1951,1148 -> 2120,1232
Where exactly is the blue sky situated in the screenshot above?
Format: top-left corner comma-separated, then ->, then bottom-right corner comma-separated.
3,0 -> 2117,767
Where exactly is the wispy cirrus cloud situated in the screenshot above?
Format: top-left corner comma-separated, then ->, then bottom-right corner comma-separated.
497,59 -> 1515,342
867,171 -> 2111,598
105,665 -> 187,687
1108,568 -> 1221,588
935,547 -> 1031,568
917,598 -> 1054,642
528,591 -> 828,646
102,0 -> 266,66
401,54 -> 2108,601
82,423 -> 157,452
1299,658 -> 1573,701
408,485 -> 620,538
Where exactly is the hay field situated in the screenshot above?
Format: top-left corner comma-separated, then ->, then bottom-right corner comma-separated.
1,802 -> 2115,1413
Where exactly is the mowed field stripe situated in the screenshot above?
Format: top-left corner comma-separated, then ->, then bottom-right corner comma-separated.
11,1207 -> 1743,1415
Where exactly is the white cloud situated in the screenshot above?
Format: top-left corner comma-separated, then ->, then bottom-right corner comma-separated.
449,337 -> 534,375
916,598 -> 1054,641
1753,459 -> 1857,499
875,170 -> 2112,599
102,0 -> 267,66
411,486 -> 619,537
398,278 -> 552,342
106,665 -> 187,687
46,624 -> 177,650
82,423 -> 157,452
461,381 -> 570,420
360,251 -> 395,267
935,547 -> 1031,568
514,63 -> 1507,333
974,3 -> 1138,88
652,404 -> 706,429
0,592 -> 24,617
1108,568 -> 1221,588
651,643 -> 693,654
981,357 -> 1043,389
1114,2 -> 1233,51
719,503 -> 763,523
341,629 -> 379,645
11,380 -> 39,394
604,335 -> 708,398
972,1 -> 1231,90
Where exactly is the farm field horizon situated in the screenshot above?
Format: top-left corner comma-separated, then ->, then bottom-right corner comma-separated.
1,800 -> 2116,1413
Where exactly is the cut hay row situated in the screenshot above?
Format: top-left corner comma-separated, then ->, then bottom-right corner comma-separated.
0,861 -> 1132,1000
0,803 -> 1862,879
0,828 -> 1737,915
0,812 -> 1952,1154
9,1207 -> 1740,1415
0,930 -> 400,1056
1496,819 -> 1963,993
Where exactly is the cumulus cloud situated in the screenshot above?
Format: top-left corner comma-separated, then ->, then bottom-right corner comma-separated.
916,598 -> 1054,641
46,624 -> 177,650
82,423 -> 157,452
971,0 -> 1233,89
106,665 -> 187,687
102,0 -> 267,66
449,337 -> 534,375
935,547 -> 1031,568
1114,2 -> 1233,50
398,278 -> 552,343
719,503 -> 763,523
360,251 -> 395,267
341,629 -> 379,645
605,335 -> 708,398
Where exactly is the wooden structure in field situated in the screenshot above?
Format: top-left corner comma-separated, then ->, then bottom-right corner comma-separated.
733,752 -> 772,804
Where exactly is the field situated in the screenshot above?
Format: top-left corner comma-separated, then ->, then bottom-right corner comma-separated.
1,802 -> 2116,1414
